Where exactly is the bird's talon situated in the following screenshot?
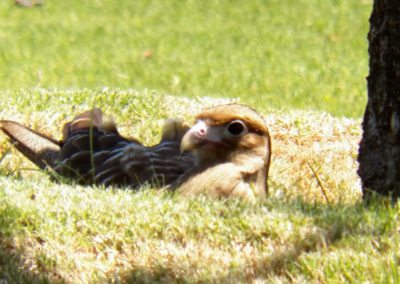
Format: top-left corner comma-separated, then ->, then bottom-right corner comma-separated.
161,118 -> 190,142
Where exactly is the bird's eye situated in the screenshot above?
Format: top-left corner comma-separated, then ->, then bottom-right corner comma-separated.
226,120 -> 247,137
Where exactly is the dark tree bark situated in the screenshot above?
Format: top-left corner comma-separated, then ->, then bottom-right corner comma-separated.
358,0 -> 400,199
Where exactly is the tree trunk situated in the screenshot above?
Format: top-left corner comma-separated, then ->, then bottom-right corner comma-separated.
358,0 -> 400,199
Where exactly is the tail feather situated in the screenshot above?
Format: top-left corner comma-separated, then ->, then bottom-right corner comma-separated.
0,120 -> 61,169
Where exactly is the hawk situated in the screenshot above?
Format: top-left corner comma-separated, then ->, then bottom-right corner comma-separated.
0,104 -> 271,201
173,104 -> 271,201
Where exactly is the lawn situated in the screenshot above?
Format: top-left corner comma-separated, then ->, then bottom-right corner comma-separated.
1,1 -> 397,283
0,0 -> 369,117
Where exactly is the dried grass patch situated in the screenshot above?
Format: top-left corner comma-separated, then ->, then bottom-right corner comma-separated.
0,91 -> 362,204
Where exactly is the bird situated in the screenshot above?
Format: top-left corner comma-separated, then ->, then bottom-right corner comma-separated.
0,104 -> 271,201
0,108 -> 194,188
172,104 -> 271,202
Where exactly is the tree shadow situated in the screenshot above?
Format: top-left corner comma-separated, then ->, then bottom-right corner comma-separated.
0,201 -> 65,284
0,190 -> 394,283
119,197 -> 397,283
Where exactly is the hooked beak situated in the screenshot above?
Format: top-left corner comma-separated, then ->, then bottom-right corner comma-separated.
180,120 -> 208,153
180,120 -> 227,153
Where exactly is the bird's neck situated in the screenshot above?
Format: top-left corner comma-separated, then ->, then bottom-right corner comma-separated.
194,148 -> 257,169
194,149 -> 229,168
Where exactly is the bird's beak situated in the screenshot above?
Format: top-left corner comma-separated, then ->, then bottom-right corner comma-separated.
180,120 -> 208,153
180,120 -> 225,153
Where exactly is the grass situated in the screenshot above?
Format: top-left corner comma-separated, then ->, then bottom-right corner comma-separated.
0,0 -> 370,117
2,179 -> 399,283
0,0 -> 396,283
0,90 -> 397,283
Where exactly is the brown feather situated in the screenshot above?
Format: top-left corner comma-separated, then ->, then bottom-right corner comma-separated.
0,109 -> 195,189
0,120 -> 61,169
0,104 -> 272,198
195,104 -> 269,135
176,103 -> 271,201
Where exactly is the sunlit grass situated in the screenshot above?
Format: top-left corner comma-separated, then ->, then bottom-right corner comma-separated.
0,0 -> 370,117
0,0 -> 390,282
1,89 -> 398,283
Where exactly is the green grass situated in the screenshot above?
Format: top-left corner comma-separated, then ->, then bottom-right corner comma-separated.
0,175 -> 399,283
0,0 -> 394,283
0,0 -> 370,117
0,89 -> 397,283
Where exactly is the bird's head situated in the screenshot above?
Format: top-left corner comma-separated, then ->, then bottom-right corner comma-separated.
180,104 -> 271,168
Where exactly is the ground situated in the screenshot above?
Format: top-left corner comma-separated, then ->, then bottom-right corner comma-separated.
2,1 -> 397,283
1,90 -> 398,283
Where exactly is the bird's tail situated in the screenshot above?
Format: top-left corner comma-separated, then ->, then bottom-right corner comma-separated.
0,120 -> 61,170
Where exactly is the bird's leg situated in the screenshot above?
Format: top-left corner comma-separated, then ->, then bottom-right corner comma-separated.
160,118 -> 190,143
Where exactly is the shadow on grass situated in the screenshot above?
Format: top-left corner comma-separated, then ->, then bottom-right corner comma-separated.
0,187 -> 395,283
120,197 -> 397,283
0,201 -> 65,284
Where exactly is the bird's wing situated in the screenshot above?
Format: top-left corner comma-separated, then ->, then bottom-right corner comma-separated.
118,141 -> 195,187
58,109 -> 195,187
0,109 -> 195,188
0,120 -> 61,169
56,108 -> 138,185
59,134 -> 194,187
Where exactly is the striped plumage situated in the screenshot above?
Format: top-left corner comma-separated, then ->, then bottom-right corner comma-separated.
0,109 -> 194,188
0,104 -> 271,201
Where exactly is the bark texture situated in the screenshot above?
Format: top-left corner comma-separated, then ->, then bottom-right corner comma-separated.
358,0 -> 400,199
